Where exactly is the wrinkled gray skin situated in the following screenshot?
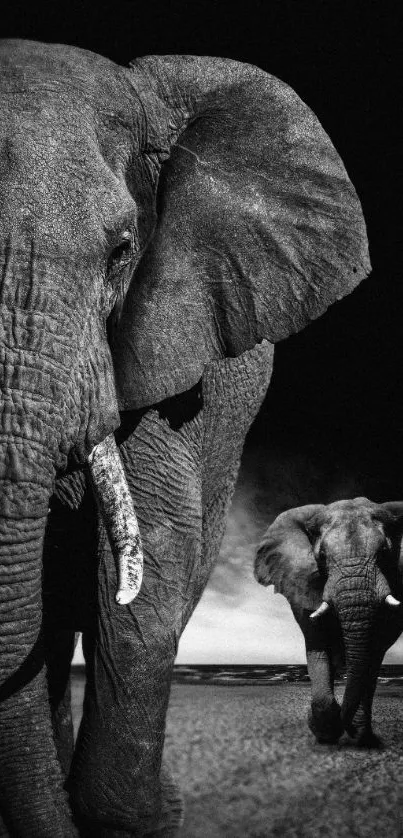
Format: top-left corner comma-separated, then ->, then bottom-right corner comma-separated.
0,39 -> 370,837
255,499 -> 403,748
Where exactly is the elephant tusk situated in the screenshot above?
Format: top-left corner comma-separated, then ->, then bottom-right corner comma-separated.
310,601 -> 330,620
385,594 -> 401,608
87,434 -> 143,605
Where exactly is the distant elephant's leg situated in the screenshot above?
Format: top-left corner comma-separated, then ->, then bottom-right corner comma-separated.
347,678 -> 379,746
306,650 -> 343,743
301,613 -> 343,743
345,650 -> 385,747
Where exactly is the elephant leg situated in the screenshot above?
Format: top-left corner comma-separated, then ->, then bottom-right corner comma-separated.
346,679 -> 379,747
306,650 -> 343,743
69,525 -> 201,837
301,613 -> 343,744
67,408 -> 206,837
90,765 -> 184,838
345,651 -> 385,747
44,629 -> 77,777
68,343 -> 273,836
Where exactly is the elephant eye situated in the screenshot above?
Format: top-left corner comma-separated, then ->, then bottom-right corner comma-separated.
107,231 -> 135,280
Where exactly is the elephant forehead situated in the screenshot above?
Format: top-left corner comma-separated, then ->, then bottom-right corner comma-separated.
0,138 -> 131,253
327,497 -> 374,511
0,121 -> 135,257
0,39 -> 138,129
321,514 -> 385,558
324,497 -> 378,523
0,43 -> 142,256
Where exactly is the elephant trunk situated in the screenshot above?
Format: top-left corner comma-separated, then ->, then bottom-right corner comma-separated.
340,620 -> 373,732
0,460 -> 78,836
0,252 -> 142,832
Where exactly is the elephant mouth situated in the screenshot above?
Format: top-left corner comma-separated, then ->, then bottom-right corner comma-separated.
115,379 -> 203,445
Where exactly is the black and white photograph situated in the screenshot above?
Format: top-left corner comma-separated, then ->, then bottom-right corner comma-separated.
0,1 -> 402,835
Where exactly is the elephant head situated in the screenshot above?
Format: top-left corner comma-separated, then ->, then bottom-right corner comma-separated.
255,499 -> 403,744
0,39 -> 370,835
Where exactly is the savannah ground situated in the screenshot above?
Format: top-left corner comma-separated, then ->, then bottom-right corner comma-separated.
71,675 -> 403,837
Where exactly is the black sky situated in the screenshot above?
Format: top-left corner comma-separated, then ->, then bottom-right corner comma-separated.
2,0 -> 402,508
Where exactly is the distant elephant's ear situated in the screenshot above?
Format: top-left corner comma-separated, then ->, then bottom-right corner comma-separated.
254,505 -> 327,620
114,56 -> 371,410
376,502 -> 403,577
377,502 -> 403,522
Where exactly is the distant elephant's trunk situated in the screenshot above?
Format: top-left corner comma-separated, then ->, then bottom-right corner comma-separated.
335,586 -> 379,734
334,561 -> 393,735
339,618 -> 373,732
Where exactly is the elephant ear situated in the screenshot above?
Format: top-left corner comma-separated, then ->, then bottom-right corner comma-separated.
254,505 -> 327,621
376,502 -> 403,580
113,56 -> 371,409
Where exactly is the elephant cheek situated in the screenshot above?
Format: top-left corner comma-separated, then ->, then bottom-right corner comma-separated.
70,329 -> 121,463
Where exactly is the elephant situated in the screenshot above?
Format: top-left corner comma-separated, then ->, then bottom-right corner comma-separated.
0,38 -> 370,837
254,498 -> 403,748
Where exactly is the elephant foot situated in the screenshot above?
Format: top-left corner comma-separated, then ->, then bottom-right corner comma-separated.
344,724 -> 382,749
308,697 -> 343,744
147,762 -> 184,837
76,762 -> 183,838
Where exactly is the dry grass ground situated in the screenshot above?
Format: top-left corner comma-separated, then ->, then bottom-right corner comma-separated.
71,675 -> 403,837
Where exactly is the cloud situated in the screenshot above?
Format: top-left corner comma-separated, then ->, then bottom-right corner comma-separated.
177,581 -> 306,664
177,450 -> 318,664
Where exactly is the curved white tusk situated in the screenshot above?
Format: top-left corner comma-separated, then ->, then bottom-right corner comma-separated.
88,434 -> 143,605
385,594 -> 401,608
310,601 -> 330,620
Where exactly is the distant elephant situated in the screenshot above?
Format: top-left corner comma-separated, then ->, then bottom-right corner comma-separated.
255,499 -> 403,747
0,39 -> 370,837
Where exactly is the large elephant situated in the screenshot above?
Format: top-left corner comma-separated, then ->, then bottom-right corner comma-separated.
255,499 -> 403,747
0,39 -> 370,836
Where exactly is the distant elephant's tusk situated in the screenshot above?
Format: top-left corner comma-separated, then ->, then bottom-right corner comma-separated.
88,435 -> 143,605
310,601 -> 330,620
385,594 -> 401,608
